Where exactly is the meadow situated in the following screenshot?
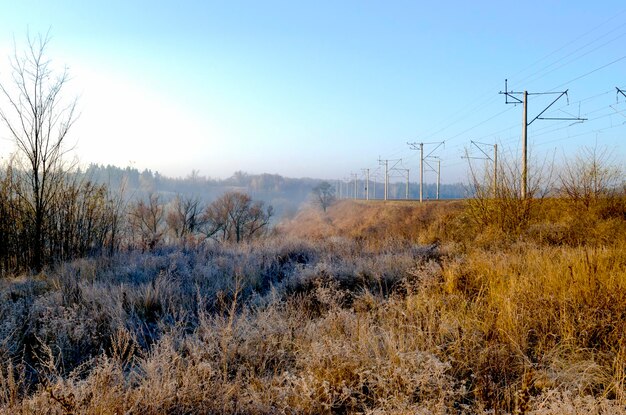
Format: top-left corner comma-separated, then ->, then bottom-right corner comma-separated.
0,172 -> 624,414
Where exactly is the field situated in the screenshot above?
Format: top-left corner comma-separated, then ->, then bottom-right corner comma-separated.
0,194 -> 624,414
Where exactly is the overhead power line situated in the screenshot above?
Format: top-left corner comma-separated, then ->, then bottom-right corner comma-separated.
415,10 -> 626,144
551,54 -> 626,91
407,141 -> 444,202
499,79 -> 586,199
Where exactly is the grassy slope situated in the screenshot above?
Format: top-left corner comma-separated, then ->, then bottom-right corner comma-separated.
0,198 -> 624,414
278,199 -> 463,243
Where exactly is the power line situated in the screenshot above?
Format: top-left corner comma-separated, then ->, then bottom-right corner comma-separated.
511,8 -> 626,84
551,54 -> 626,91
519,22 -> 626,88
460,89 -> 619,147
420,57 -> 624,156
499,80 -> 586,198
415,10 -> 626,143
342,27 -> 626,188
536,121 -> 626,148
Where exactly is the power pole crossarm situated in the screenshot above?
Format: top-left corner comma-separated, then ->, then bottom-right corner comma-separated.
499,79 -> 586,199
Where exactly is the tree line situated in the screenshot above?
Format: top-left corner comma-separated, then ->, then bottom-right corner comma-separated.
0,34 -> 273,275
0,164 -> 273,274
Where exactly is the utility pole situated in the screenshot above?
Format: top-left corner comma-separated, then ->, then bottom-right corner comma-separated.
342,177 -> 350,200
380,158 -> 389,200
522,90 -> 528,199
408,141 -> 444,203
405,169 -> 410,199
419,144 -> 423,202
500,79 -> 586,199
378,158 -> 403,201
353,173 -> 358,199
617,87 -> 626,100
378,158 -> 388,200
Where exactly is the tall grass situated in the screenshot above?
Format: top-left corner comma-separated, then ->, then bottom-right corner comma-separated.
0,152 -> 624,413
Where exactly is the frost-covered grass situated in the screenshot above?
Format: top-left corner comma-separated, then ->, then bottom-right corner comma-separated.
0,197 -> 624,414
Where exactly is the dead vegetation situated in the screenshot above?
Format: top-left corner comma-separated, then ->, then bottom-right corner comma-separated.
0,153 -> 624,414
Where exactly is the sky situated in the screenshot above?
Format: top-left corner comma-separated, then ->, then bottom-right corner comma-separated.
0,1 -> 624,183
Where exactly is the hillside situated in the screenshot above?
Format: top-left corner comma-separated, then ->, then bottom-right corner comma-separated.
0,194 -> 624,413
278,199 -> 464,242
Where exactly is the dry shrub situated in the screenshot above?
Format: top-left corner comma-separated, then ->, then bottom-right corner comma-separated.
0,156 -> 624,413
0,360 -> 25,411
559,146 -> 624,213
459,145 -> 625,250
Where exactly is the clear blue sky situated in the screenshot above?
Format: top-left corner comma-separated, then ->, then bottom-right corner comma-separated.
0,1 -> 624,183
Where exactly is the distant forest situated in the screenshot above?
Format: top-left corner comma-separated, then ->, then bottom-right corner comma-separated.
79,164 -> 468,218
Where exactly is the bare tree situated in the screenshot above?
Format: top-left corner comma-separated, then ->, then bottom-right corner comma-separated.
242,198 -> 274,241
312,181 -> 336,212
0,32 -> 77,270
129,193 -> 165,251
202,191 -> 273,243
559,146 -> 624,210
166,194 -> 205,239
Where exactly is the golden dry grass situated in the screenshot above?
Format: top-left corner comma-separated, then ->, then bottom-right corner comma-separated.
278,199 -> 463,245
0,194 -> 624,414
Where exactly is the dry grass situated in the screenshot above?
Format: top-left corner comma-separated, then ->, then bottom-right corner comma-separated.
278,199 -> 463,245
0,191 -> 624,414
